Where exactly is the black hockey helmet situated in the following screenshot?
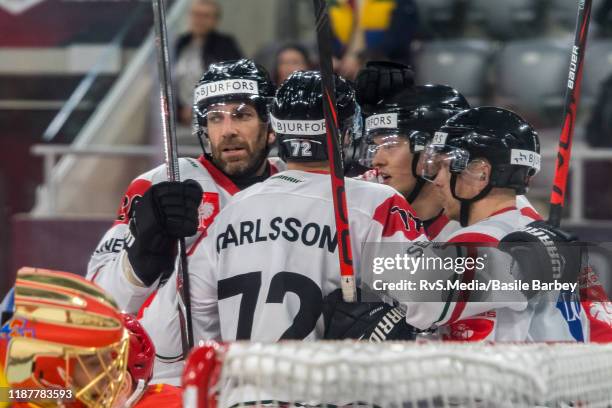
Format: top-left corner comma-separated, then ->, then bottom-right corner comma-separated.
271,70 -> 357,162
420,106 -> 541,226
193,59 -> 275,139
359,84 -> 470,202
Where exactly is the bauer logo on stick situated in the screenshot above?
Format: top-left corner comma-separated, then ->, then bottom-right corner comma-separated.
568,46 -> 580,90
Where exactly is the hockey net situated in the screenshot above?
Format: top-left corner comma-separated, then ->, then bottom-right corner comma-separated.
182,341 -> 612,408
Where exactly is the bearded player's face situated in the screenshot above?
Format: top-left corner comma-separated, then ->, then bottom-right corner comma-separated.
206,101 -> 271,177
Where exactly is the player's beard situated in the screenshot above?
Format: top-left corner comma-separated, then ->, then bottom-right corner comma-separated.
209,130 -> 269,178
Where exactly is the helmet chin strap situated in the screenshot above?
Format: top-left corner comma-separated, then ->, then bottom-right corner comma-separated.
406,153 -> 425,203
196,129 -> 208,156
406,179 -> 425,204
450,173 -> 492,227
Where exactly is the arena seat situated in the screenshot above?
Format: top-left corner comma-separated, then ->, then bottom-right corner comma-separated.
414,0 -> 463,38
414,39 -> 494,106
466,0 -> 544,39
583,40 -> 612,108
549,0 -> 605,31
494,38 -> 570,126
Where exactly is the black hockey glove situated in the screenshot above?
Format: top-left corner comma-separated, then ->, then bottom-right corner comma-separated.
500,220 -> 583,297
126,179 -> 202,286
355,61 -> 415,113
323,289 -> 416,342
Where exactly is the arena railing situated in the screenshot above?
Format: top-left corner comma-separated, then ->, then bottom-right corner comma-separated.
30,143 -> 612,226
30,0 -> 191,216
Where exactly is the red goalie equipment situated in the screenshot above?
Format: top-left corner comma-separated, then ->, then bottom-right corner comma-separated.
1,267 -> 131,407
182,341 -> 228,408
122,313 -> 155,386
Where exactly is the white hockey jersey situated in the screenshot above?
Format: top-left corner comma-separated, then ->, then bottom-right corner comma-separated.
424,195 -> 541,241
433,206 -> 578,342
188,169 -> 428,343
422,198 -> 603,343
86,155 -> 284,385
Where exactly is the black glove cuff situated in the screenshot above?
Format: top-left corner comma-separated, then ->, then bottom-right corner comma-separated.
126,235 -> 175,287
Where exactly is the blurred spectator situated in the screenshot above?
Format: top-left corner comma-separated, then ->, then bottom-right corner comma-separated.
329,0 -> 418,79
273,44 -> 313,86
585,71 -> 612,219
596,0 -> 612,36
586,73 -> 612,148
174,0 -> 242,126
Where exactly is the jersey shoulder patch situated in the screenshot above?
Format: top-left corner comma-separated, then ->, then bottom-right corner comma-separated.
372,194 -> 423,240
114,178 -> 152,225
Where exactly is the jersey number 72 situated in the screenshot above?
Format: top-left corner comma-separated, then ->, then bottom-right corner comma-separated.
218,271 -> 323,340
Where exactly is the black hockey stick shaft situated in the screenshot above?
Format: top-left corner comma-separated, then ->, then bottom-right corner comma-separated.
151,0 -> 194,354
312,0 -> 356,302
549,0 -> 592,228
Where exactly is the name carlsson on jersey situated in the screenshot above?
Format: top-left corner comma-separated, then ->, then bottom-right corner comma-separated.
215,217 -> 338,253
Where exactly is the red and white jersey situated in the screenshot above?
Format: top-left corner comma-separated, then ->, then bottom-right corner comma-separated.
188,170 -> 426,343
133,383 -> 182,408
433,206 -> 576,342
424,195 -> 542,241
424,197 -> 612,343
87,156 -> 283,312
423,213 -> 456,242
86,155 -> 284,385
580,263 -> 612,343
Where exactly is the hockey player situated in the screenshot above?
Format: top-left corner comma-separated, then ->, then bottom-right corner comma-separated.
86,59 -> 282,383
359,84 -> 469,211
345,60 -> 415,176
356,81 -> 544,242
358,83 -> 612,342
0,267 -> 181,407
416,106 -> 581,341
325,106 -> 585,343
187,70 -> 427,344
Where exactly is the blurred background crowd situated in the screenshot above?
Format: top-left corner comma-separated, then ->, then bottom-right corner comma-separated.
1,0 -> 612,298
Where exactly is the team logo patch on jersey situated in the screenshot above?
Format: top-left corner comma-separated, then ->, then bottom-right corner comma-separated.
446,317 -> 494,341
114,179 -> 152,225
589,302 -> 612,327
198,192 -> 220,233
373,195 -> 422,240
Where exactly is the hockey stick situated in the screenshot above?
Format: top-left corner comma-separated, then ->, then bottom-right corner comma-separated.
151,0 -> 194,354
312,0 -> 357,302
548,0 -> 592,228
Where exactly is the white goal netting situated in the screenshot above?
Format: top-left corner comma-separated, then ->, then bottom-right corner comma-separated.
185,341 -> 612,408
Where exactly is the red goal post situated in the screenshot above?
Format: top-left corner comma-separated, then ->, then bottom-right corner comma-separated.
181,341 -> 612,408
